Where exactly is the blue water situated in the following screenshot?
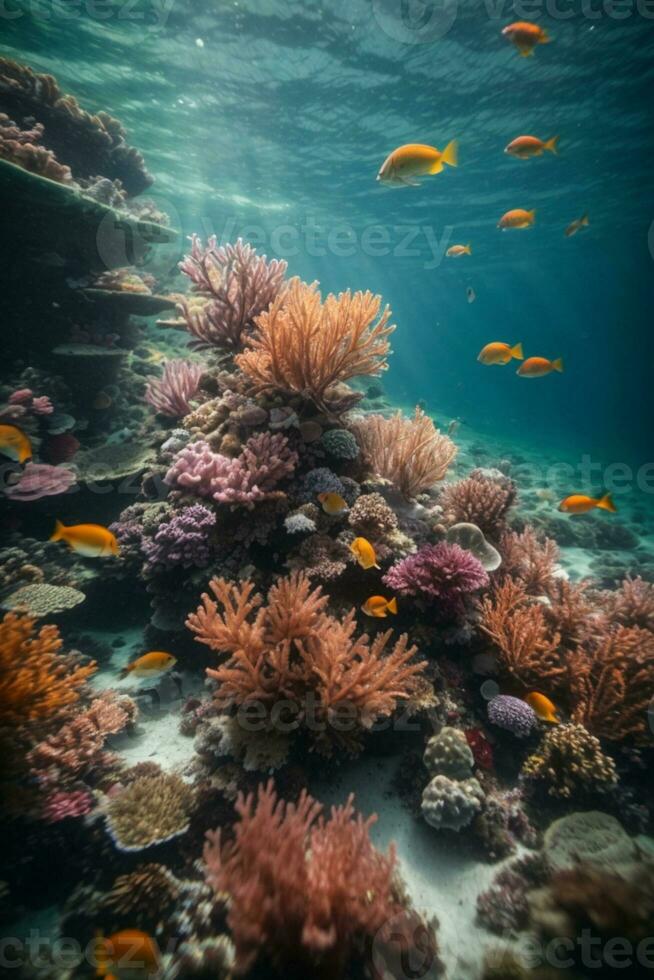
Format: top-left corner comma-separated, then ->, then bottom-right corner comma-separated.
4,0 -> 654,467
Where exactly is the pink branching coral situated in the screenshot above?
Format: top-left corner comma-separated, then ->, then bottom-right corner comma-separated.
544,578 -> 598,649
499,526 -> 559,595
42,788 -> 94,823
383,542 -> 489,616
4,462 -> 76,501
603,576 -> 654,632
144,359 -> 204,418
187,572 -> 425,753
203,780 -> 402,975
165,432 -> 297,508
235,278 -> 394,413
0,111 -> 73,183
353,408 -> 457,499
179,236 -> 288,349
440,471 -> 516,539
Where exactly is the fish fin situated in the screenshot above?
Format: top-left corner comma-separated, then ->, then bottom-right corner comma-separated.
399,176 -> 421,186
597,493 -> 617,513
464,244 -> 472,255
540,30 -> 551,43
440,139 -> 458,168
510,342 -> 524,360
427,159 -> 444,175
373,562 -> 381,570
551,357 -> 564,373
519,47 -> 534,56
387,597 -> 398,614
544,135 -> 559,154
50,520 -> 65,542
580,213 -> 589,226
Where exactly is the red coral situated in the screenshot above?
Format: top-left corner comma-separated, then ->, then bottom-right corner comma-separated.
465,727 -> 494,771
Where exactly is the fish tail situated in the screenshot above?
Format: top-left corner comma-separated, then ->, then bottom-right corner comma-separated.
519,47 -> 534,56
597,493 -> 617,513
50,519 -> 65,542
510,342 -> 524,360
528,209 -> 536,222
540,29 -> 551,43
551,357 -> 564,373
387,597 -> 398,614
464,244 -> 472,255
545,135 -> 559,154
580,213 -> 590,226
440,139 -> 458,168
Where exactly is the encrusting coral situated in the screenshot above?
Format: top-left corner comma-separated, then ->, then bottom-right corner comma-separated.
521,723 -> 618,799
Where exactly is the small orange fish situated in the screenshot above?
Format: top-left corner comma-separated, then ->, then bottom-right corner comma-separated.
526,691 -> 559,723
377,141 -> 458,187
517,356 -> 563,377
565,213 -> 590,237
505,135 -> 559,158
318,491 -> 348,515
446,244 -> 471,257
362,595 -> 398,618
121,651 -> 177,678
498,208 -> 536,230
478,342 -> 524,366
350,537 -> 380,570
50,520 -> 119,557
0,423 -> 32,464
95,929 -> 161,978
558,493 -> 617,515
502,21 -> 551,56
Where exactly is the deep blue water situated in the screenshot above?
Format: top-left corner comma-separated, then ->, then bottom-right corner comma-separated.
4,0 -> 654,466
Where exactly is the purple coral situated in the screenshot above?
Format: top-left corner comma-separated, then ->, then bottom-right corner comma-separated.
179,236 -> 287,349
165,433 -> 297,508
142,504 -> 216,570
144,359 -> 204,418
4,463 -> 77,501
383,542 -> 489,612
487,695 -> 537,738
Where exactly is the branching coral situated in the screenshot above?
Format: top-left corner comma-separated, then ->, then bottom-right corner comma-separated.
104,773 -> 195,851
499,526 -> 559,595
144,359 -> 203,418
440,471 -> 516,539
603,576 -> 654,632
0,112 -> 73,182
235,278 -> 394,412
187,572 -> 425,753
383,542 -> 488,616
521,723 -> 618,798
203,780 -> 402,976
347,492 -> 398,540
141,504 -> 215,570
543,578 -> 597,649
179,237 -> 288,349
353,408 -> 456,499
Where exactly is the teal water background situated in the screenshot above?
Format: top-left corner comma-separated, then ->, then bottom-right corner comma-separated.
4,0 -> 654,470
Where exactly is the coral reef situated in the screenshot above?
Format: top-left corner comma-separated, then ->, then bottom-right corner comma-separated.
144,359 -> 204,418
104,773 -> 195,852
521,723 -> 618,799
421,775 -> 485,831
440,470 -> 516,539
487,694 -> 538,738
384,542 -> 489,615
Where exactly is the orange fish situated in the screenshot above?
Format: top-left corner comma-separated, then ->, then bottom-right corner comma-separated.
361,595 -> 398,618
350,537 -> 380,570
95,929 -> 161,978
0,423 -> 32,464
50,520 -> 119,557
558,493 -> 617,515
505,135 -> 559,158
121,651 -> 177,678
446,244 -> 471,257
93,391 -> 113,410
478,342 -> 523,366
498,208 -> 536,230
377,141 -> 458,187
526,691 -> 559,723
502,21 -> 551,56
318,491 -> 348,515
565,213 -> 589,237
517,356 -> 563,377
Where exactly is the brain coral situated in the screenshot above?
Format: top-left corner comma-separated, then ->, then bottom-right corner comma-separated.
1,583 -> 85,617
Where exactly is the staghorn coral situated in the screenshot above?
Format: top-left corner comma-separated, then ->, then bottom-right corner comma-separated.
187,572 -> 425,753
347,491 -> 398,539
203,779 -> 403,976
604,575 -> 654,631
383,542 -> 488,615
236,278 -> 394,413
440,471 -> 516,539
487,695 -> 538,738
179,236 -> 288,349
498,526 -> 559,594
521,723 -> 618,799
104,773 -> 195,852
144,359 -> 204,418
568,626 -> 654,743
353,407 -> 456,499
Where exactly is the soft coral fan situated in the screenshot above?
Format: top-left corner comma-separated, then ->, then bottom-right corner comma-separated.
186,571 -> 425,753
144,359 -> 204,418
203,780 -> 402,976
179,236 -> 288,349
383,542 -> 488,616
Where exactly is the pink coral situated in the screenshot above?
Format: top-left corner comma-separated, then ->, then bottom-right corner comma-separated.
31,395 -> 54,415
8,388 -> 33,405
383,542 -> 489,614
440,471 -> 516,539
144,359 -> 204,418
4,463 -> 76,501
42,788 -> 94,823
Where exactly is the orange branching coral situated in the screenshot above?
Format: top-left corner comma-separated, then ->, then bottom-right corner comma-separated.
353,407 -> 457,499
440,471 -> 516,540
604,576 -> 654,632
203,780 -> 403,976
480,579 -> 565,689
569,626 -> 654,744
187,572 -> 425,752
0,613 -> 96,730
544,578 -> 598,649
499,526 -> 559,595
235,278 -> 394,412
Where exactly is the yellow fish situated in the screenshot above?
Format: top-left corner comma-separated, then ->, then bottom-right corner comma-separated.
558,493 -> 616,515
517,356 -> 563,377
525,691 -> 559,723
478,342 -> 523,366
362,595 -> 398,618
446,244 -> 472,257
0,423 -> 32,464
121,651 -> 177,678
50,520 -> 119,557
95,929 -> 161,978
565,213 -> 589,237
349,537 -> 380,570
318,491 -> 348,515
377,141 -> 458,187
